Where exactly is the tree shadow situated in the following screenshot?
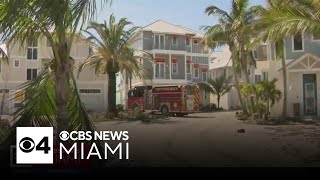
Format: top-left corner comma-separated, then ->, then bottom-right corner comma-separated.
254,118 -> 320,126
107,118 -> 184,126
141,119 -> 185,125
178,116 -> 215,119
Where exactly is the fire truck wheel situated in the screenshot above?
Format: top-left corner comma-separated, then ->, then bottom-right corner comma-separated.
161,105 -> 169,116
132,103 -> 140,112
176,113 -> 185,117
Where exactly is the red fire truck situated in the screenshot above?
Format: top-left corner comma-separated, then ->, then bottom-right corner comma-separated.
127,84 -> 201,116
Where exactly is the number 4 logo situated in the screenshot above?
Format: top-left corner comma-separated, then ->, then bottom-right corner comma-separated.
16,127 -> 53,164
36,137 -> 51,154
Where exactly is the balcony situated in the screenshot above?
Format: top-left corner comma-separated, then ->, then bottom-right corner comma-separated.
192,44 -> 209,54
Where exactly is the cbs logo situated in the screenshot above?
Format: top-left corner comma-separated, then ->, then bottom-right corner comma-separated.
19,136 -> 50,154
59,131 -> 69,141
16,127 -> 53,164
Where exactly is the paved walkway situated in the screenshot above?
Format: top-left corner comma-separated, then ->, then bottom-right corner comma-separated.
95,112 -> 320,167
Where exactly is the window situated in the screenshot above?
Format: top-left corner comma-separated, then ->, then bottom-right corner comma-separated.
27,69 -> 38,80
202,72 -> 207,82
172,36 -> 177,45
154,35 -> 165,49
186,38 -> 190,46
27,38 -> 38,60
293,34 -> 303,51
255,75 -> 262,83
0,89 -> 9,93
313,33 -> 320,41
253,49 -> 258,60
194,68 -> 199,78
262,72 -> 269,81
186,63 -> 191,74
193,40 -> 198,44
14,60 -> 20,68
211,71 -> 215,79
172,62 -> 178,74
155,63 -> 165,79
79,89 -> 101,94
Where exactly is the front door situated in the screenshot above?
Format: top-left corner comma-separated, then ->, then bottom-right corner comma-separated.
303,74 -> 317,116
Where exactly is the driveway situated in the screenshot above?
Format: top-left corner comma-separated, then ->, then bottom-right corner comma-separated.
94,112 -> 320,167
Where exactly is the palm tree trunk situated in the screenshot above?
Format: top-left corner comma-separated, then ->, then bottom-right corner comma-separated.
265,100 -> 270,121
108,72 -> 117,116
281,58 -> 287,121
55,64 -> 69,136
0,90 -> 6,120
241,53 -> 255,114
232,65 -> 247,114
129,74 -> 132,89
217,95 -> 220,109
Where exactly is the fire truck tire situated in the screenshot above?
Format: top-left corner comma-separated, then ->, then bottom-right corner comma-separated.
176,113 -> 186,117
161,105 -> 169,116
132,103 -> 140,111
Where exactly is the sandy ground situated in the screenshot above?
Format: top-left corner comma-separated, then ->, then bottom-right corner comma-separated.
94,112 -> 320,167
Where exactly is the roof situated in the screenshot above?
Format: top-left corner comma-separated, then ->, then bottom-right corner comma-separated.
143,20 -> 202,37
176,25 -> 204,38
209,46 -> 232,70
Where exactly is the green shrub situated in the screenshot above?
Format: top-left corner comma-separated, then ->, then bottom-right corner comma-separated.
211,103 -> 218,111
116,104 -> 125,113
135,111 -> 149,121
201,103 -> 218,112
235,111 -> 249,121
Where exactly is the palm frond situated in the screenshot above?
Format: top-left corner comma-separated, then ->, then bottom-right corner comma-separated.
205,5 -> 232,23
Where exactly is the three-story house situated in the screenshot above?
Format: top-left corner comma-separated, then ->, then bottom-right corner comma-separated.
117,20 -> 211,107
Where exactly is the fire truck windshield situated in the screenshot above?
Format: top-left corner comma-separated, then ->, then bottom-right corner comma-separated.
128,87 -> 149,98
128,90 -> 143,98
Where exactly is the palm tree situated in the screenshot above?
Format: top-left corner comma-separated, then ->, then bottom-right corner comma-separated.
255,0 -> 320,120
79,15 -> 152,116
202,0 -> 265,113
200,76 -> 232,109
257,79 -> 282,120
259,0 -> 320,41
0,0 -> 109,134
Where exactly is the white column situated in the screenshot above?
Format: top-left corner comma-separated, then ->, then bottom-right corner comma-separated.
185,54 -> 187,83
153,53 -> 156,80
169,53 -> 172,79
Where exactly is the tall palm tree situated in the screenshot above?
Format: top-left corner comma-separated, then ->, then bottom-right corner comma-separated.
79,15 -> 152,116
0,0 -> 109,133
200,76 -> 233,109
255,0 -> 320,120
202,0 -> 265,113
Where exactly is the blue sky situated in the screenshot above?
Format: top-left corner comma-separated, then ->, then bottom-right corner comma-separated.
97,0 -> 265,33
